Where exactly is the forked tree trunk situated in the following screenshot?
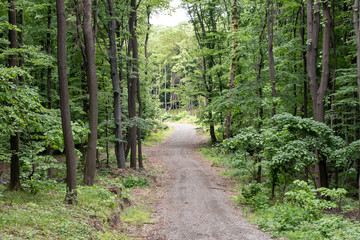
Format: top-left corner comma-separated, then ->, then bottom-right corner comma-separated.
83,0 -> 99,186
8,0 -> 21,191
306,0 -> 329,188
56,0 -> 77,203
106,0 -> 126,168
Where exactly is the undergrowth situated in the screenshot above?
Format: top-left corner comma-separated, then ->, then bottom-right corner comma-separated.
199,146 -> 360,240
0,123 -> 169,239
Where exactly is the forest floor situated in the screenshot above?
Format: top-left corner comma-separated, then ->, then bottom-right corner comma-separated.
136,123 -> 271,240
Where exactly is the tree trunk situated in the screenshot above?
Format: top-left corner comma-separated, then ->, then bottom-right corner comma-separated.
46,2 -> 53,178
17,9 -> 24,84
355,0 -> 360,105
164,64 -> 167,110
267,0 -> 277,116
56,0 -> 77,203
300,0 -> 308,118
83,0 -> 99,186
8,0 -> 21,191
307,0 -> 329,188
137,6 -> 151,169
129,0 -> 138,169
353,0 -> 360,206
106,0 -> 126,168
224,0 -> 238,140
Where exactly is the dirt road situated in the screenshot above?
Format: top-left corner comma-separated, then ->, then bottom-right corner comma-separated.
150,123 -> 270,240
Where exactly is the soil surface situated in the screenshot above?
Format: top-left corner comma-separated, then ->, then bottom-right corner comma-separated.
142,123 -> 271,240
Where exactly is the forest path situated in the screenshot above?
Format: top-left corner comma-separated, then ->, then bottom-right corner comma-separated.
145,123 -> 271,240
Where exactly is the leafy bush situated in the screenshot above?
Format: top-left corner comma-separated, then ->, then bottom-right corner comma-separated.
121,175 -> 149,188
284,180 -> 338,217
257,203 -> 309,234
257,204 -> 360,240
240,182 -> 270,209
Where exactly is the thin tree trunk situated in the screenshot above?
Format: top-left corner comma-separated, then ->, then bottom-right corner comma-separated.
83,0 -> 98,186
106,0 -> 126,168
129,0 -> 138,169
18,9 -> 24,83
46,2 -> 53,178
137,6 -> 150,169
164,64 -> 167,110
267,0 -> 277,116
355,0 -> 360,104
353,0 -> 360,207
224,0 -> 238,139
300,0 -> 308,118
56,0 -> 77,203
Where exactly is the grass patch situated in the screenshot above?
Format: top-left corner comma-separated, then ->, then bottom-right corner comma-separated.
121,206 -> 152,226
0,184 -> 128,239
143,125 -> 174,146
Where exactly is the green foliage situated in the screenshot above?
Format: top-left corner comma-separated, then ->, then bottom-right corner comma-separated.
121,175 -> 149,188
120,207 -> 152,226
0,183 -> 127,239
284,180 -> 338,217
240,181 -> 270,209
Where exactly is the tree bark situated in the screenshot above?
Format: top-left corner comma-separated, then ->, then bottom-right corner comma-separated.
306,0 -> 329,188
355,0 -> 360,104
46,2 -> 53,178
267,0 -> 277,116
17,9 -> 24,83
353,0 -> 360,206
164,64 -> 167,110
8,0 -> 21,191
224,0 -> 238,140
83,0 -> 98,186
56,0 -> 77,203
106,0 -> 126,168
300,0 -> 308,118
138,6 -> 151,169
128,0 -> 138,169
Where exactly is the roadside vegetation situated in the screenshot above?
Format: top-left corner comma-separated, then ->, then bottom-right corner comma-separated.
199,114 -> 360,239
0,126 -> 172,239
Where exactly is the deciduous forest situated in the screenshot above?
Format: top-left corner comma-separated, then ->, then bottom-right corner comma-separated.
2,0 -> 360,238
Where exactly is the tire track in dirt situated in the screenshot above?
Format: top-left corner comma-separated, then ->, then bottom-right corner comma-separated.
147,123 -> 271,240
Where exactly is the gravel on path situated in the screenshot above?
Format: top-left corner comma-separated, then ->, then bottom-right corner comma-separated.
144,123 -> 271,240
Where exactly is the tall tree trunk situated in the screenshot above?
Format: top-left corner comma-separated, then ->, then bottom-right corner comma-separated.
224,0 -> 238,139
307,0 -> 330,188
83,0 -> 98,186
300,0 -> 308,118
164,64 -> 167,110
129,0 -> 138,169
8,0 -> 21,191
353,0 -> 360,206
46,2 -> 53,178
17,9 -> 24,83
137,6 -> 151,169
355,0 -> 360,104
56,0 -> 77,203
267,0 -> 277,116
106,0 -> 126,168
